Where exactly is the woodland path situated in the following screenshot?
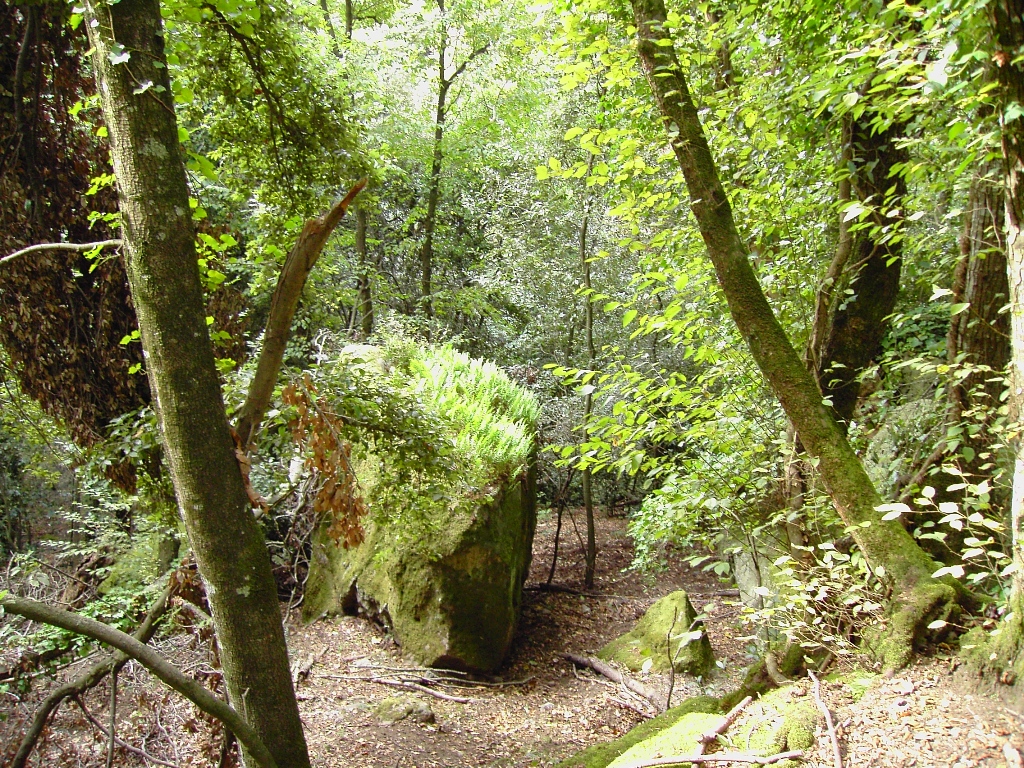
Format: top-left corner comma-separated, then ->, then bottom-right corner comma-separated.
2,511 -> 1021,767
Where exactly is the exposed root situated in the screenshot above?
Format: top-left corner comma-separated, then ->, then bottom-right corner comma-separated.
867,580 -> 959,672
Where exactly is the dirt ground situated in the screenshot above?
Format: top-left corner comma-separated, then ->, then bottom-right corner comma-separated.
2,509 -> 1022,767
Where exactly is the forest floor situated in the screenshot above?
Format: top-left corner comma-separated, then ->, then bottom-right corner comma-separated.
2,510 -> 1022,767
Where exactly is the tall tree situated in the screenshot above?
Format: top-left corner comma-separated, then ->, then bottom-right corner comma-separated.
979,0 -> 1024,687
418,0 -> 487,319
628,0 -> 961,668
80,0 -> 310,764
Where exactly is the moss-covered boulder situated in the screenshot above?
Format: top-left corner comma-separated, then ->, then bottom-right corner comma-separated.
599,591 -> 714,676
744,686 -> 817,760
300,345 -> 539,674
304,467 -> 536,672
558,696 -> 721,768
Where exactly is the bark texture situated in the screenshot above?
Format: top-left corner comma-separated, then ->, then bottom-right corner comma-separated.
983,0 -> 1024,690
629,0 -> 956,668
814,118 -> 906,426
80,0 -> 310,764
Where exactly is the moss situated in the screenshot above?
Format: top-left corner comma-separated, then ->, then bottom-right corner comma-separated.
607,713 -> 724,768
741,686 -> 817,768
958,602 -> 1024,706
558,696 -> 721,768
598,591 -> 714,676
864,580 -> 959,672
718,643 -> 804,712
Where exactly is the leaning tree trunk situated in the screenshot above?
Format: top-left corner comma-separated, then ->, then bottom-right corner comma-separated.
81,1 -> 310,765
629,0 -> 959,669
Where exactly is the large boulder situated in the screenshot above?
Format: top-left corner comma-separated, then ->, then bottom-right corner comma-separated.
298,345 -> 539,672
303,465 -> 536,673
599,590 -> 714,676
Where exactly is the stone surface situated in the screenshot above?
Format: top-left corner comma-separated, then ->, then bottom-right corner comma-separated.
375,695 -> 435,724
598,590 -> 714,676
303,465 -> 537,674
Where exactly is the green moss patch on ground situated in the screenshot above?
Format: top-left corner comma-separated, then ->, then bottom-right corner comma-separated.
557,696 -> 721,768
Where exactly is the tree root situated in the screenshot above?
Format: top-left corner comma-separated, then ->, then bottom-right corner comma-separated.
866,580 -> 960,672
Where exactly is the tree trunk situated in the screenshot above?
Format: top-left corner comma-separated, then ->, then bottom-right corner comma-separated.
814,118 -> 906,427
580,213 -> 597,589
420,50 -> 449,320
356,207 -> 374,339
81,1 -> 310,765
950,166 -> 1010,423
985,0 -> 1024,687
629,0 -> 958,668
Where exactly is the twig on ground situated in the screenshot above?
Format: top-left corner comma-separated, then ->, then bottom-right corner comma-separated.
609,695 -> 650,717
808,670 -> 842,768
563,652 -> 663,712
321,673 -> 478,703
614,751 -> 804,768
73,695 -> 179,768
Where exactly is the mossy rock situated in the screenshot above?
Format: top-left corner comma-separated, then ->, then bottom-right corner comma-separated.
303,466 -> 536,673
599,591 -> 714,676
608,712 -> 724,768
743,686 -> 818,766
375,695 -> 435,724
558,696 -> 721,768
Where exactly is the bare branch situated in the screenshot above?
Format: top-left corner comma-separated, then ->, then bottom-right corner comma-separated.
615,751 -> 805,768
1,240 -> 123,268
0,595 -> 278,768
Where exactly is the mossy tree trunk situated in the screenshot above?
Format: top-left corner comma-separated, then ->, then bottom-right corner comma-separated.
81,1 -> 310,765
989,0 -> 1024,684
629,0 -> 958,668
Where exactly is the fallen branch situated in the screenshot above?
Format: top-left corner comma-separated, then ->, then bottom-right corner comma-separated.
697,695 -> 752,755
0,595 -> 278,768
1,239 -> 123,267
808,671 -> 842,768
524,583 -> 623,599
563,653 -> 663,712
10,578 -> 176,768
74,694 -> 179,768
320,673 -> 477,703
614,750 -> 804,768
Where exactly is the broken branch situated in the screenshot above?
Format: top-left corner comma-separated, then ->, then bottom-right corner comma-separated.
563,652 -> 663,712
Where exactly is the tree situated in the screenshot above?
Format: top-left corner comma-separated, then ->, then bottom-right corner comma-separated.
79,0 -> 310,764
627,0 -> 962,668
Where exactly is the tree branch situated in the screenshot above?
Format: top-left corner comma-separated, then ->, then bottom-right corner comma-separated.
234,178 -> 367,448
0,595 -> 278,768
615,751 -> 805,768
445,43 -> 490,86
0,240 -> 123,268
10,577 -> 176,768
